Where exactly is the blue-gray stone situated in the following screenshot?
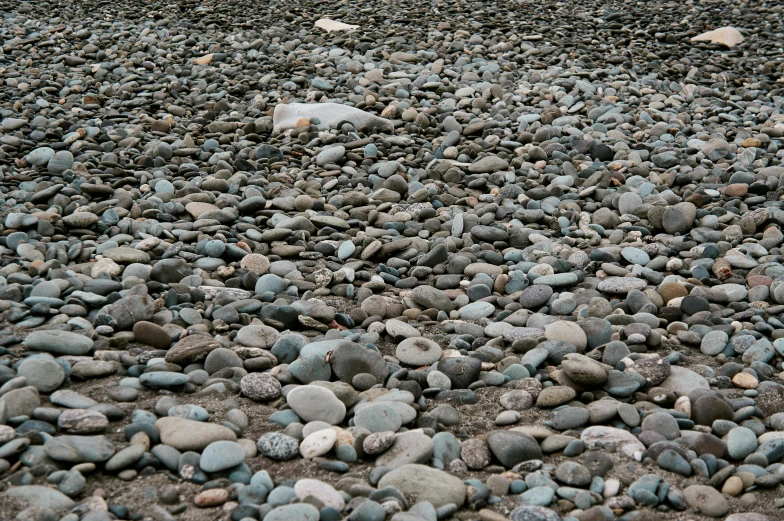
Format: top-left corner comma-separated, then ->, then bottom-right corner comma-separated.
44,436 -> 115,463
458,301 -> 495,320
727,427 -> 758,460
205,240 -> 226,258
354,403 -> 402,433
433,431 -> 461,464
267,486 -> 298,507
289,355 -> 332,384
139,371 -> 189,388
519,486 -> 555,506
4,485 -> 75,511
338,241 -> 356,260
24,330 -> 93,356
621,247 -> 650,265
200,441 -> 245,472
167,405 -> 209,421
532,273 -> 578,287
657,449 -> 691,476
255,274 -> 289,295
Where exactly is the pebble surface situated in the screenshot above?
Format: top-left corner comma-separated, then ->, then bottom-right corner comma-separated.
1,0 -> 784,520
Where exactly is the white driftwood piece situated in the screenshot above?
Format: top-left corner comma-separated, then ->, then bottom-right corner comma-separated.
314,18 -> 359,32
690,27 -> 744,48
273,103 -> 394,133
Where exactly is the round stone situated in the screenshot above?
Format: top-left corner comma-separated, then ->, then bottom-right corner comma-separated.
544,321 -> 587,350
240,373 -> 282,401
286,385 -> 346,424
395,337 -> 442,366
726,427 -> 758,460
354,403 -> 402,433
200,441 -> 245,472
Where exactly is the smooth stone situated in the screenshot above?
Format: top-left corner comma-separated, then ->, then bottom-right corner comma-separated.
155,417 -> 236,451
287,385 -> 346,425
24,330 -> 93,355
200,441 -> 245,472
396,337 -> 442,366
377,464 -> 466,508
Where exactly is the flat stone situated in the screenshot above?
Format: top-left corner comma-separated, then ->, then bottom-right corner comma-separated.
287,385 -> 346,424
44,435 -> 115,463
377,464 -> 466,508
682,484 -> 729,517
396,337 -> 442,366
165,334 -> 221,365
354,402 -> 402,433
235,324 -> 280,348
293,479 -> 345,511
17,359 -> 65,392
200,441 -> 246,472
24,330 -> 93,355
581,426 -> 645,458
155,417 -> 236,451
375,430 -> 434,468
3,485 -> 75,512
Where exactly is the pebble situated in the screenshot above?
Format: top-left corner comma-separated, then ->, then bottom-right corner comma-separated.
200,441 -> 246,472
24,330 -> 93,355
0,3 -> 782,520
287,385 -> 346,424
378,464 -> 466,508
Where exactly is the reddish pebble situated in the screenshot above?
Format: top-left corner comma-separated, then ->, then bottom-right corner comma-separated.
194,489 -> 228,507
724,184 -> 748,197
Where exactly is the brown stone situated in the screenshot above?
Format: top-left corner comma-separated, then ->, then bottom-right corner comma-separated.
185,202 -> 219,219
132,321 -> 172,350
695,433 -> 727,458
732,372 -> 758,389
193,54 -> 213,65
692,396 -> 734,426
724,184 -> 748,197
747,275 -> 773,288
165,334 -> 221,365
194,488 -> 228,507
657,281 -> 688,304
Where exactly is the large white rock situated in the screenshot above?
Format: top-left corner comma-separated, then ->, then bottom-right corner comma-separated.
273,103 -> 393,133
314,18 -> 359,32
690,27 -> 744,48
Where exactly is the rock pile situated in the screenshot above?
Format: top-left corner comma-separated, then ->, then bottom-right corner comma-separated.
0,0 -> 783,520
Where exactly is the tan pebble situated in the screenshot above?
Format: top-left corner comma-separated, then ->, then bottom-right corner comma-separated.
130,431 -> 151,450
237,438 -> 257,458
736,471 -> 756,489
478,509 -> 509,521
732,372 -> 758,389
71,463 -> 96,474
674,396 -> 691,418
721,476 -> 743,496
194,489 -> 229,507
117,469 -> 137,481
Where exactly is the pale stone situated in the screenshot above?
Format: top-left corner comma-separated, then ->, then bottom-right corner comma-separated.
690,27 -> 744,48
314,18 -> 359,32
